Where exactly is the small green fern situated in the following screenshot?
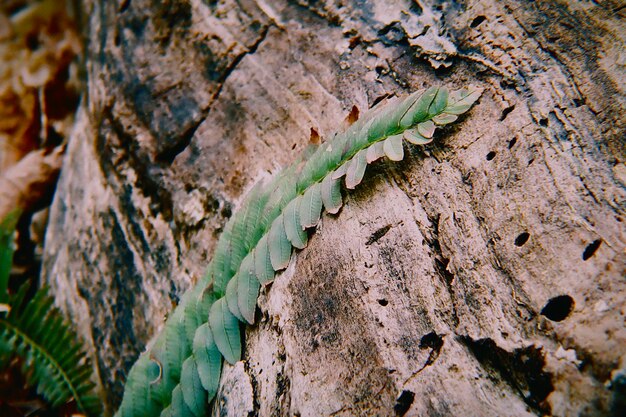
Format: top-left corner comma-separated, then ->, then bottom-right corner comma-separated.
115,85 -> 482,417
0,213 -> 102,416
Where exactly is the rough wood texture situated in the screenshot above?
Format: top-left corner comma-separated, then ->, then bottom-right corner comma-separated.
42,0 -> 625,415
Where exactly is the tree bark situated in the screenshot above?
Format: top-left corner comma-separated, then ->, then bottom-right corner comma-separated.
42,0 -> 625,416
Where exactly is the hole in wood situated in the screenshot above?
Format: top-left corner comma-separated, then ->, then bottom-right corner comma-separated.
582,239 -> 601,260
500,105 -> 515,121
486,151 -> 496,161
470,15 -> 486,28
394,390 -> 415,416
420,331 -> 444,350
541,295 -> 574,322
515,232 -> 530,246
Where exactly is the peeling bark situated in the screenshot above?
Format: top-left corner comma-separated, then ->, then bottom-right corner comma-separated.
42,1 -> 625,416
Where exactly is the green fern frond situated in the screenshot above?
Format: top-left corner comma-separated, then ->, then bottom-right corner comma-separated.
0,283 -> 102,416
114,85 -> 483,417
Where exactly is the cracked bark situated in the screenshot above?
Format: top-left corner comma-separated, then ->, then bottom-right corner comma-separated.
42,0 -> 625,416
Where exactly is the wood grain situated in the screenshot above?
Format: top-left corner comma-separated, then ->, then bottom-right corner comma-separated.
41,0 -> 625,415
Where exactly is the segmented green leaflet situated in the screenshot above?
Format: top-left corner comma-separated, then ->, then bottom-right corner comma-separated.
114,86 -> 482,417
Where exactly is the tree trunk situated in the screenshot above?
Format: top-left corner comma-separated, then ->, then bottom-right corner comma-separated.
42,0 -> 625,415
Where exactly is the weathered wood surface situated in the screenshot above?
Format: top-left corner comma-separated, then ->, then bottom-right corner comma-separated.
42,0 -> 625,415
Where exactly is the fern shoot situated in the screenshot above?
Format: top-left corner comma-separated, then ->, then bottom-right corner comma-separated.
0,213 -> 102,416
114,85 -> 482,417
